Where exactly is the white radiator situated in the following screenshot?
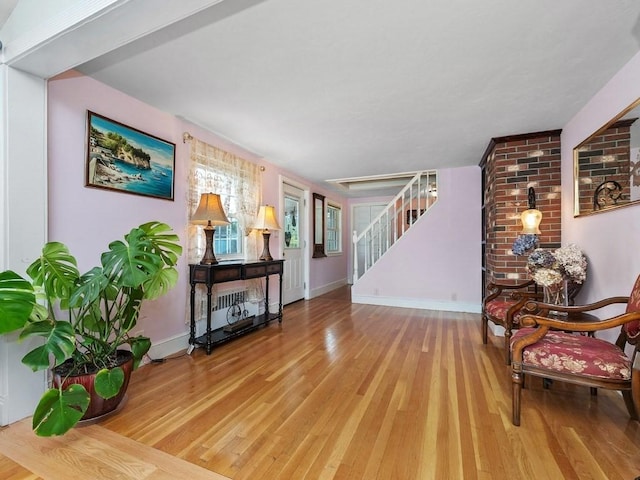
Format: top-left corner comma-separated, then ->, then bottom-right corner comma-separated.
195,287 -> 261,335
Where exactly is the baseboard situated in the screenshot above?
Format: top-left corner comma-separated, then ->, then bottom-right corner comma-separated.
310,278 -> 348,299
145,332 -> 190,363
351,294 -> 481,314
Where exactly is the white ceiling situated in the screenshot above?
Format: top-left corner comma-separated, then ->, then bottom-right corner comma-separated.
23,1 -> 640,196
0,0 -> 18,31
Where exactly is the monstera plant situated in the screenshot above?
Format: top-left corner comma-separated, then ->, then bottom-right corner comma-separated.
0,221 -> 182,436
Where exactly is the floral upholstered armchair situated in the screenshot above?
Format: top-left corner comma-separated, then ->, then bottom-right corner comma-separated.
510,274 -> 640,426
482,279 -> 539,365
484,243 -> 587,365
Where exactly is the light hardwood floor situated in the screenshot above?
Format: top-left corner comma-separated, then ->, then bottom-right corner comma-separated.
1,286 -> 639,479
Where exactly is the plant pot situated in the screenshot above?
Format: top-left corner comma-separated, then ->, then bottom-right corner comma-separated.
53,350 -> 134,421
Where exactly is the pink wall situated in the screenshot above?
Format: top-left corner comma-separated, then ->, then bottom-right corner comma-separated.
351,166 -> 482,312
561,50 -> 640,328
47,71 -> 348,349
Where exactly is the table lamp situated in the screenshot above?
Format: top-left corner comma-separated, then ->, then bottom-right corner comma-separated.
192,192 -> 230,264
254,205 -> 281,261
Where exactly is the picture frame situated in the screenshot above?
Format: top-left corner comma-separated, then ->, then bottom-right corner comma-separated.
85,111 -> 176,201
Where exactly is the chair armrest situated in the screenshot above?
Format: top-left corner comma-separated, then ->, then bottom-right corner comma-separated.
485,279 -> 536,305
511,291 -> 543,301
521,296 -> 629,316
519,309 -> 640,333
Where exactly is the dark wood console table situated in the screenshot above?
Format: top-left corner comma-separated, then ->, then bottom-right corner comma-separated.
188,259 -> 284,355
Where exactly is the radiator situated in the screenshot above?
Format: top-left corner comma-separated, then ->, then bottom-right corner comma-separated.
195,287 -> 261,335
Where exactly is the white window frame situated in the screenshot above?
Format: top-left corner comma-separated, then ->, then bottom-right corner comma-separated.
326,200 -> 342,255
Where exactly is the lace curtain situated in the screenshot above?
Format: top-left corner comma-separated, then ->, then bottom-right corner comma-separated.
187,137 -> 264,321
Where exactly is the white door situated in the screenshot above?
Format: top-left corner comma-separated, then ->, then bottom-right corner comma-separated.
352,203 -> 386,282
282,183 -> 305,304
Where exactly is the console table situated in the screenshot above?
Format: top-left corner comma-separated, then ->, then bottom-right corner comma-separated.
188,259 -> 284,355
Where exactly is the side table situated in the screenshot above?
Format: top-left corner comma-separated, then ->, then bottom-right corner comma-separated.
188,259 -> 284,355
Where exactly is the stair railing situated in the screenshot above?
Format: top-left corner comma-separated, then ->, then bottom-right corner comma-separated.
352,170 -> 437,282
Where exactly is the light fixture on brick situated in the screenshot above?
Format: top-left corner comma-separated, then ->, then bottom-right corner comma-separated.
520,187 -> 542,234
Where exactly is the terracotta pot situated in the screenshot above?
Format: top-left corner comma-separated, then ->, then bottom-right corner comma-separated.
53,350 -> 134,421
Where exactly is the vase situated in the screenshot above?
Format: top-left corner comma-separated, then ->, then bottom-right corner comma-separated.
543,280 -> 568,315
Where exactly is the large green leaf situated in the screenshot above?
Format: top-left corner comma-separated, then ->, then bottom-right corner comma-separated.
19,320 -> 76,370
101,223 -> 181,291
68,266 -> 108,309
143,268 -> 178,300
139,221 -> 182,266
26,242 -> 79,309
0,271 -> 35,333
94,367 -> 124,399
101,228 -> 157,288
32,384 -> 90,437
119,288 -> 143,332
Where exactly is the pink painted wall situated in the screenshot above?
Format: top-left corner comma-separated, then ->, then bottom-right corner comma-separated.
351,166 -> 482,311
47,71 -> 348,348
561,50 -> 640,333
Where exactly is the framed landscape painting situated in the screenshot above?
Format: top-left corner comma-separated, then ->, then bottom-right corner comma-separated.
85,111 -> 176,200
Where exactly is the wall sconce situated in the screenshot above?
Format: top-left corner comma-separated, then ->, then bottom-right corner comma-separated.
253,205 -> 281,261
520,187 -> 542,234
191,192 -> 230,265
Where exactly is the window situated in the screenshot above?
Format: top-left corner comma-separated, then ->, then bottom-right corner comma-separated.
192,165 -> 244,258
326,202 -> 342,254
188,138 -> 261,263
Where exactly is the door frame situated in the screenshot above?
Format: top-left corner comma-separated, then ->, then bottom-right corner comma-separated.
279,175 -> 310,300
350,201 -> 388,284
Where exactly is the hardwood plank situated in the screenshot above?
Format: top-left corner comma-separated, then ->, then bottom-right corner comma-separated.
0,419 -> 229,480
1,286 -> 639,479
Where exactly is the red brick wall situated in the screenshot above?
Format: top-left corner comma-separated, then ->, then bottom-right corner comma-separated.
482,131 -> 562,297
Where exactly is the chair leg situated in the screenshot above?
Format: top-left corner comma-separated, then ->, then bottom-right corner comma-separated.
482,314 -> 488,344
512,366 -> 523,426
628,357 -> 640,420
590,387 -> 597,396
504,328 -> 512,365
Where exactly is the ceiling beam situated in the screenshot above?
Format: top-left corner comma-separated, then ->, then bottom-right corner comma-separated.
1,0 -> 227,78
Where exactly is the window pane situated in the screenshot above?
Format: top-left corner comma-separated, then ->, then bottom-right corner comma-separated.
213,219 -> 241,257
284,195 -> 300,249
326,204 -> 341,253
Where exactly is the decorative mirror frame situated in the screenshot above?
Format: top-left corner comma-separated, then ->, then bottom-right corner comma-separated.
312,193 -> 327,258
574,97 -> 640,217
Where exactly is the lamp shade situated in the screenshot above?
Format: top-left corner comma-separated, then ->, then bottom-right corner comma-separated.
192,193 -> 230,226
253,205 -> 281,231
520,208 -> 542,235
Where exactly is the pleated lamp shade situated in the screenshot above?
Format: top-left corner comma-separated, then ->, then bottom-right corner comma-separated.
192,193 -> 230,226
192,193 -> 230,265
253,205 -> 280,261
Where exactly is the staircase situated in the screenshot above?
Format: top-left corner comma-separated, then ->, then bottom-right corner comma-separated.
352,170 -> 438,282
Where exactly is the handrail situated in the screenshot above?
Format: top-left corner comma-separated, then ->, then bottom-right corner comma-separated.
352,170 -> 437,281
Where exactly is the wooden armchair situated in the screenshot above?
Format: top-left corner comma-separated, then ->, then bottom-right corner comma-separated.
482,279 -> 539,364
510,275 -> 640,426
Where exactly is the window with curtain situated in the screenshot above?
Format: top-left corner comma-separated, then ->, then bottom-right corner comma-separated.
188,138 -> 262,262
326,202 -> 342,254
187,137 -> 264,322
